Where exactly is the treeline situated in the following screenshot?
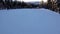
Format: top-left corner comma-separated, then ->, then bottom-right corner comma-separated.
0,1 -> 41,9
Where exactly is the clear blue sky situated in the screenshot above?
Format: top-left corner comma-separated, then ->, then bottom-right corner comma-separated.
0,9 -> 60,34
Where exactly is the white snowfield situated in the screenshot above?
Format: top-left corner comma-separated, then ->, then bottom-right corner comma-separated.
0,9 -> 60,34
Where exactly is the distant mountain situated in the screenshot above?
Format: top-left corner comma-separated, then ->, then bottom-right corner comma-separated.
25,2 -> 40,5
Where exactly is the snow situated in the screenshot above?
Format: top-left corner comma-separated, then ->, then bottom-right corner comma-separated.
0,9 -> 60,34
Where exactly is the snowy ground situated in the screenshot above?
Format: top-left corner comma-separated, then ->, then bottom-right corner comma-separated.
0,9 -> 60,34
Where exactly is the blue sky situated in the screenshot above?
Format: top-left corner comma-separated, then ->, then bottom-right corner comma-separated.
0,9 -> 60,34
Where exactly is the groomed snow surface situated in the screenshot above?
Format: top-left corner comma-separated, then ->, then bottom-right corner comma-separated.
0,9 -> 60,34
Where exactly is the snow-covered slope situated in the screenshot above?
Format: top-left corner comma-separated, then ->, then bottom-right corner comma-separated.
0,9 -> 60,34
